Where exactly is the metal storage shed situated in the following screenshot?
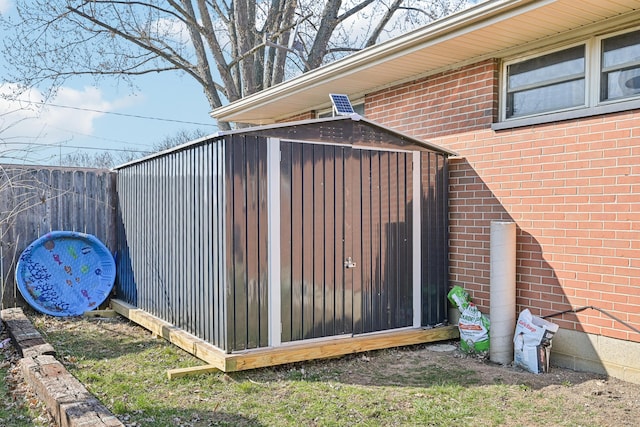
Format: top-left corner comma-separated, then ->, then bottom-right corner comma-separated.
113,116 -> 455,369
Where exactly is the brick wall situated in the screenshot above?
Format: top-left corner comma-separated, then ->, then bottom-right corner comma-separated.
368,60 -> 640,343
366,59 -> 498,137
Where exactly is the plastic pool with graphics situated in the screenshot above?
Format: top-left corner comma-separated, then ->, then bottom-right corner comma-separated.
15,231 -> 116,316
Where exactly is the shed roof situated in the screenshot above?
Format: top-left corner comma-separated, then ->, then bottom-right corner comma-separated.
211,0 -> 640,125
114,115 -> 455,169
218,115 -> 456,155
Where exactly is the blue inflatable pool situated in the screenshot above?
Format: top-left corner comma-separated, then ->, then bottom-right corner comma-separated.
15,231 -> 116,316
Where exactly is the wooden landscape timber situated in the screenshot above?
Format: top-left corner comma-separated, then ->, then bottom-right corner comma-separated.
111,299 -> 459,377
166,365 -> 221,380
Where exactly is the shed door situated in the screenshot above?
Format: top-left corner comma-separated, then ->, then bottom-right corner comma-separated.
280,141 -> 415,343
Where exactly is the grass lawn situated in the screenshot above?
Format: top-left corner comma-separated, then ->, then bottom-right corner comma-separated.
2,315 -> 638,426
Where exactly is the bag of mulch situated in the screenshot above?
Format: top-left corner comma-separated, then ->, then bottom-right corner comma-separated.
447,286 -> 491,355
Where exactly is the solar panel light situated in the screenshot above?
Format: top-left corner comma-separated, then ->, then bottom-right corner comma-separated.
330,94 -> 356,116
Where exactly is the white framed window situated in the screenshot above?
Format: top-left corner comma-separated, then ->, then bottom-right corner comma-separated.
600,30 -> 640,102
499,27 -> 640,126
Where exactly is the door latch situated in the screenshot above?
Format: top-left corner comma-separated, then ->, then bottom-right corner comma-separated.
344,256 -> 357,269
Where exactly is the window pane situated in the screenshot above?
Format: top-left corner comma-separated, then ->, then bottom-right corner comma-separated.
506,46 -> 585,118
508,46 -> 585,90
602,30 -> 640,69
508,79 -> 585,118
601,30 -> 640,101
602,68 -> 640,100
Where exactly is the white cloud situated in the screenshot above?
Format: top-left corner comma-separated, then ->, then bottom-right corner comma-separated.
0,0 -> 12,14
0,84 -> 139,154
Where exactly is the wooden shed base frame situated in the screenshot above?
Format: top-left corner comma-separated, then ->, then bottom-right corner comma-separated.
111,299 -> 459,377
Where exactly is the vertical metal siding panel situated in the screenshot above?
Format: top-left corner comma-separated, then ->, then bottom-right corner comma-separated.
214,141 -> 223,347
233,137 -> 249,350
360,151 -> 373,333
402,153 -> 413,326
130,165 -> 141,309
349,150 -> 362,334
393,154 -> 404,327
425,153 -> 438,323
139,163 -> 148,313
301,144 -> 314,339
323,146 -> 336,336
438,154 -> 449,324
257,140 -> 269,348
213,142 -> 221,348
201,144 -> 210,343
182,150 -> 191,330
172,153 -> 180,325
185,150 -> 194,333
388,153 -> 399,329
216,138 -> 231,351
160,156 -> 169,321
397,153 -> 411,327
312,144 -> 325,337
224,141 -> 234,351
146,161 -> 155,317
200,145 -> 210,343
370,153 -> 382,332
333,147 -> 352,335
187,150 -> 194,333
192,147 -> 200,336
152,159 -> 160,317
379,152 -> 390,330
192,148 -> 200,337
196,146 -> 203,337
175,152 -> 183,325
157,158 -> 165,321
123,168 -> 133,305
290,143 -> 303,341
279,141 -> 293,342
144,162 -> 153,317
114,171 -> 125,302
140,162 -> 148,315
245,137 -> 260,348
199,145 -> 207,340
338,148 -> 352,333
421,152 -> 431,325
153,159 -> 161,317
170,154 -> 178,324
209,143 -> 218,345
209,143 -> 216,345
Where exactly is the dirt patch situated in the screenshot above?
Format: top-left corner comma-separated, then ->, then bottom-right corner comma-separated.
399,344 -> 639,426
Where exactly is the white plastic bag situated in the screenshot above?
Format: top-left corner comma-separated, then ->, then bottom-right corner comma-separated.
513,309 -> 559,373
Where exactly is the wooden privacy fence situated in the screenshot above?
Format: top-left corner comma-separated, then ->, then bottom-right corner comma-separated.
0,164 -> 116,308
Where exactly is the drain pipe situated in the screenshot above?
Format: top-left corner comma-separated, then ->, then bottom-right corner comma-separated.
489,221 -> 517,365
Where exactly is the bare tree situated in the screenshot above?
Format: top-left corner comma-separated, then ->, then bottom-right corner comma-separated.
152,128 -> 209,152
59,128 -> 209,168
1,1 -> 476,130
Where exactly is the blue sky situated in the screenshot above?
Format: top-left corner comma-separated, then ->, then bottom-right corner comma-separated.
0,0 -> 217,166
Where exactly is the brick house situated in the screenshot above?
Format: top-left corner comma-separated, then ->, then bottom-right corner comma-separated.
212,0 -> 640,382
